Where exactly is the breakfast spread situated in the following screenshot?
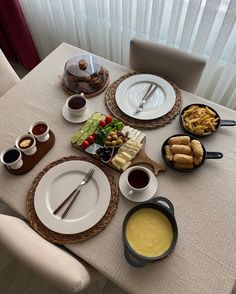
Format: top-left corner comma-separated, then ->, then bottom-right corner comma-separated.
125,208 -> 173,257
71,112 -> 146,171
164,135 -> 204,170
181,105 -> 219,135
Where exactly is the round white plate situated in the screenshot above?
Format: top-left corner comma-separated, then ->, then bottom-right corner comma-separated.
119,166 -> 158,202
115,74 -> 176,120
34,160 -> 111,234
62,100 -> 95,123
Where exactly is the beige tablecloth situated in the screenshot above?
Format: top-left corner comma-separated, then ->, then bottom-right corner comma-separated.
0,43 -> 236,294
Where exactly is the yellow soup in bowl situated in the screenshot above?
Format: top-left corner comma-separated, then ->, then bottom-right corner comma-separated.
125,208 -> 173,257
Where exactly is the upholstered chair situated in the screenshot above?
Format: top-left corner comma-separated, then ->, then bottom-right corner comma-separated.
0,49 -> 20,97
0,214 -> 105,293
130,38 -> 206,93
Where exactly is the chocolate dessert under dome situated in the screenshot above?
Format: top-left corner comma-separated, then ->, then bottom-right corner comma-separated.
62,53 -> 109,97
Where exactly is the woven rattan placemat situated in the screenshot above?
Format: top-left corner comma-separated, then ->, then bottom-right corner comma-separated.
26,156 -> 118,244
105,72 -> 182,129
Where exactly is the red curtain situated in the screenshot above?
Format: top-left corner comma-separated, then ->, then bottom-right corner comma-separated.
0,0 -> 40,70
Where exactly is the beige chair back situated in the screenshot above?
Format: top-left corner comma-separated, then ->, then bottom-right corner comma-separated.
0,214 -> 103,293
130,38 -> 206,93
0,49 -> 20,97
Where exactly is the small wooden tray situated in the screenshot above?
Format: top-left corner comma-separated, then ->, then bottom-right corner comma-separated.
72,138 -> 165,176
6,130 -> 55,175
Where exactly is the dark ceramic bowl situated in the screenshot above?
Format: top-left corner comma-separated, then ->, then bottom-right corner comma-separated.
122,196 -> 178,267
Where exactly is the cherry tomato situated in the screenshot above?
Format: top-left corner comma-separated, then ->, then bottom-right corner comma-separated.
81,140 -> 89,149
87,135 -> 95,143
99,119 -> 107,127
105,115 -> 113,124
92,132 -> 97,139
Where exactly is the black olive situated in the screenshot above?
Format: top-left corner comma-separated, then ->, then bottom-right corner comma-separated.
96,149 -> 103,156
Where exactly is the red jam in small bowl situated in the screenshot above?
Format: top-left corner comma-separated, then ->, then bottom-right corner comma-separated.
32,123 -> 47,136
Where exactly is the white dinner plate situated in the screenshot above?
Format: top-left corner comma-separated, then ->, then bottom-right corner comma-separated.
119,167 -> 158,202
115,74 -> 176,120
62,100 -> 95,123
34,160 -> 111,234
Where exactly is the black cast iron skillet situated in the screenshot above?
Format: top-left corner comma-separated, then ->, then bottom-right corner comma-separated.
179,103 -> 236,137
161,134 -> 223,172
122,196 -> 178,267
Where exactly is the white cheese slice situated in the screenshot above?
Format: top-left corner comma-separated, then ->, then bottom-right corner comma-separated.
112,155 -> 126,166
121,161 -> 132,171
120,152 -> 132,161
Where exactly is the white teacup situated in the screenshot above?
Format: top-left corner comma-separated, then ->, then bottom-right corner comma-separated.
16,134 -> 37,155
0,147 -> 23,170
127,166 -> 150,195
66,93 -> 87,116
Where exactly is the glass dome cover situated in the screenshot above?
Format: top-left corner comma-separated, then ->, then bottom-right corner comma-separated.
62,53 -> 109,97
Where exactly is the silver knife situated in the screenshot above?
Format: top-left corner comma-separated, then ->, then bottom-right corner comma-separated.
61,168 -> 94,219
53,168 -> 94,218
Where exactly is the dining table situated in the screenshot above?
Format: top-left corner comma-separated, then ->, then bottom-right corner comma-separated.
0,42 -> 236,294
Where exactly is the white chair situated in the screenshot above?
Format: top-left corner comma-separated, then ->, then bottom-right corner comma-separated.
0,49 -> 20,97
0,214 -> 105,293
130,38 -> 206,93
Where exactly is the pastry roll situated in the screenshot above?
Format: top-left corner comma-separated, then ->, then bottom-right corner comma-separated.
193,156 -> 203,166
191,140 -> 203,157
171,144 -> 192,155
173,154 -> 193,164
165,145 -> 173,161
174,163 -> 194,170
168,136 -> 190,145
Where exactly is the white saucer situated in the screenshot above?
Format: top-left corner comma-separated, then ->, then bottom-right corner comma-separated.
62,100 -> 95,123
119,166 -> 158,203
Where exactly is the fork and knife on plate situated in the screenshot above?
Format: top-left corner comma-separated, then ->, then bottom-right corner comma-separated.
53,168 -> 94,219
135,83 -> 158,114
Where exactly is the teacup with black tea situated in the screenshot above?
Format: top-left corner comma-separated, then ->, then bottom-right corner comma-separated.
66,93 -> 87,116
127,166 -> 150,194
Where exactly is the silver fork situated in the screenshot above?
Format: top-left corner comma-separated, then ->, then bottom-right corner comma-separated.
55,168 -> 94,219
135,84 -> 158,113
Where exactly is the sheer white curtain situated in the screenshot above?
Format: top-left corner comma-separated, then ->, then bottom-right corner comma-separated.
19,0 -> 236,110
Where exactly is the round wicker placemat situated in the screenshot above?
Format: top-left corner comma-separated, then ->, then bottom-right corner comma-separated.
26,156 -> 118,244
105,72 -> 182,129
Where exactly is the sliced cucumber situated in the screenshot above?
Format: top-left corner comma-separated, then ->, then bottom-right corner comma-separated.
76,133 -> 88,145
92,112 -> 102,119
